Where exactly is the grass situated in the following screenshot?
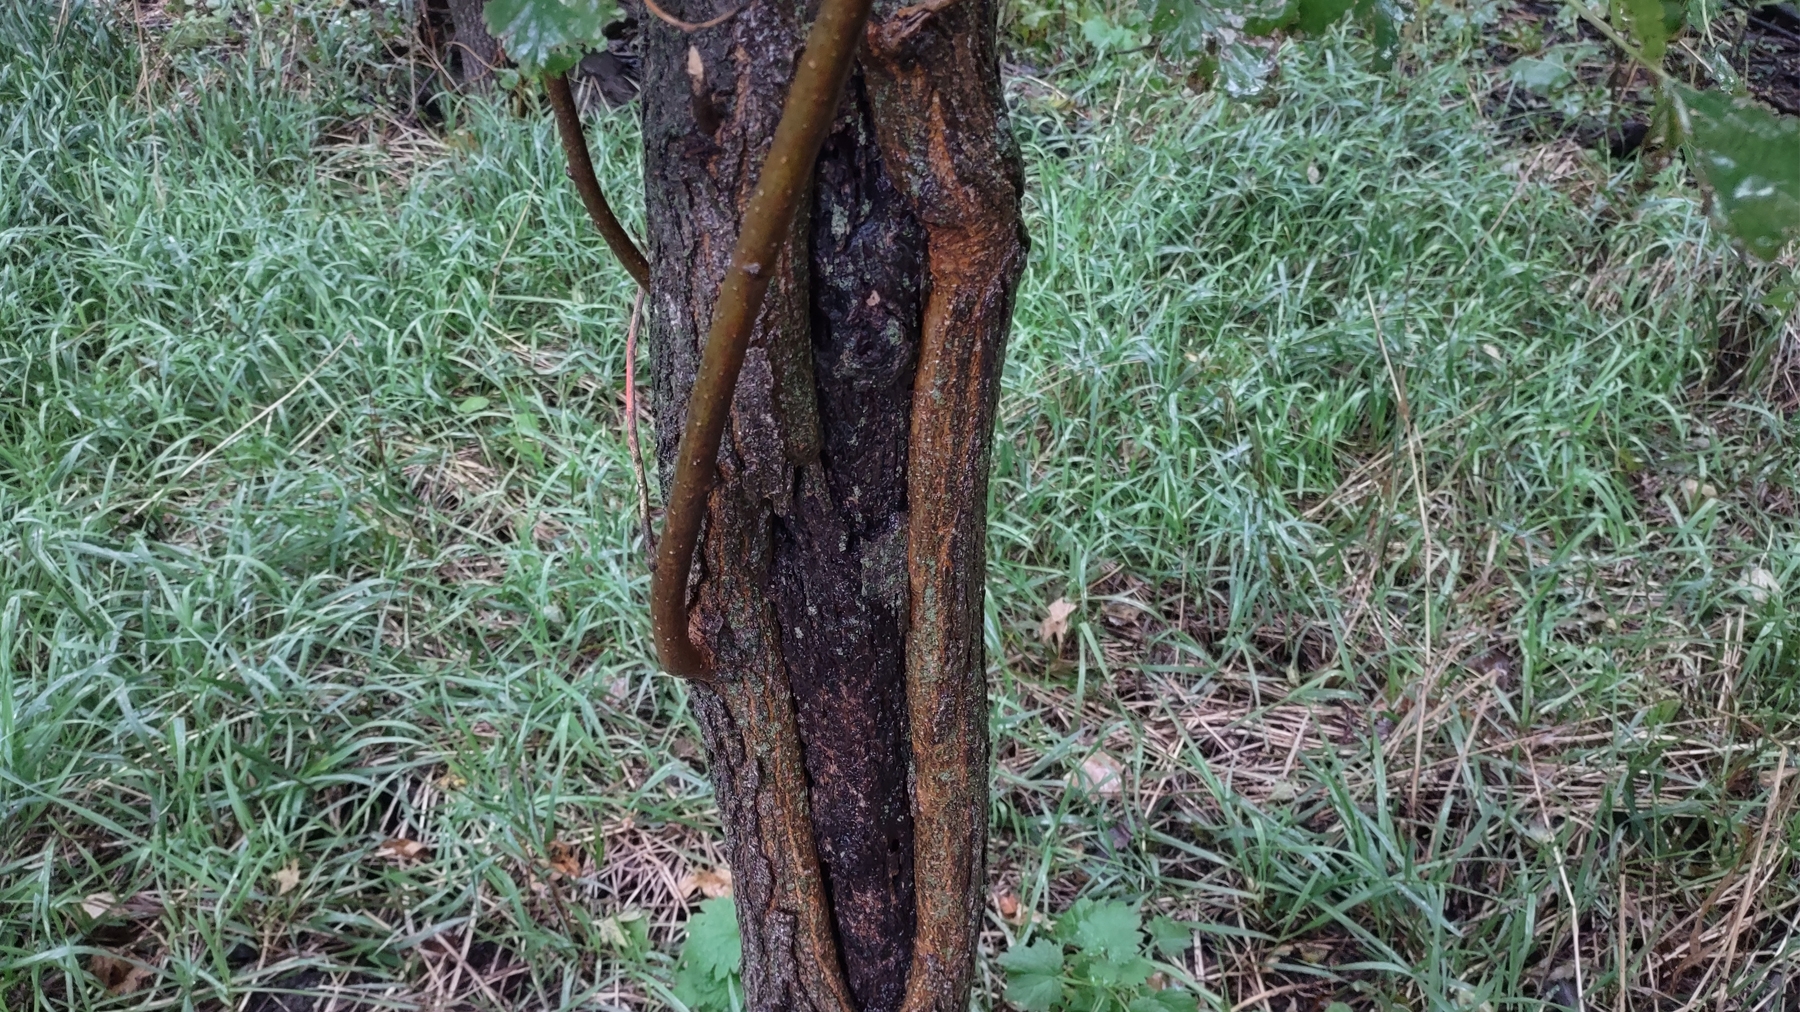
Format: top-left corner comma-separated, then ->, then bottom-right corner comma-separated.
2,1 -> 1799,1009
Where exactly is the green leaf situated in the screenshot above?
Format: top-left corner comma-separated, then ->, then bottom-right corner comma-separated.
482,0 -> 614,76
671,959 -> 737,1012
1241,0 -> 1298,35
1619,0 -> 1670,63
1353,0 -> 1404,68
1506,54 -> 1573,95
456,395 -> 490,414
1763,283 -> 1799,313
1677,86 -> 1800,260
682,896 -> 742,982
1296,0 -> 1354,34
999,938 -> 1066,975
1082,14 -> 1143,50
1146,915 -> 1194,961
1085,953 -> 1156,988
1131,991 -> 1201,1012
1005,971 -> 1067,1012
1070,900 -> 1143,961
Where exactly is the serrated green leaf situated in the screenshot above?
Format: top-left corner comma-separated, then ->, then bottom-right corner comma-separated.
1217,39 -> 1274,97
1506,54 -> 1572,95
1242,0 -> 1298,35
1083,14 -> 1143,50
671,959 -> 735,1012
1085,953 -> 1156,988
1353,0 -> 1404,68
1006,971 -> 1067,1012
1619,0 -> 1670,63
1142,0 -> 1225,53
482,0 -> 613,76
1131,991 -> 1201,1012
682,896 -> 742,982
1678,86 -> 1800,260
1000,938 -> 1066,975
1146,915 -> 1195,961
1071,900 -> 1142,961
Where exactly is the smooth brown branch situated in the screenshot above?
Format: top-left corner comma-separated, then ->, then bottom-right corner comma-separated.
649,0 -> 874,679
544,73 -> 651,289
640,0 -> 745,32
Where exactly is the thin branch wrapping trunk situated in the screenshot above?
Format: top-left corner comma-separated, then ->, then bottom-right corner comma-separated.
640,0 -> 1024,1006
642,0 -> 884,1005
648,0 -> 871,681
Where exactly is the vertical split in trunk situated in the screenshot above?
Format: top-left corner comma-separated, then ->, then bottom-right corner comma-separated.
641,2 -> 927,1010
641,0 -> 1023,1007
774,72 -> 927,1012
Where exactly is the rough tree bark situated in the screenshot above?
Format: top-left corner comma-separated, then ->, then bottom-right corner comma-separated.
446,0 -> 500,92
639,0 -> 1024,1007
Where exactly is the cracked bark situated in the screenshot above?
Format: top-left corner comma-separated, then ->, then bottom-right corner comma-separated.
641,0 -> 1023,1006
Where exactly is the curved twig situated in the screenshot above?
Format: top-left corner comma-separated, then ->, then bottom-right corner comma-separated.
640,0 -> 746,32
649,0 -> 874,679
544,73 -> 652,289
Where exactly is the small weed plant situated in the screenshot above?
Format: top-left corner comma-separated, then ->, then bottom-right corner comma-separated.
1000,900 -> 1202,1012
672,898 -> 744,1012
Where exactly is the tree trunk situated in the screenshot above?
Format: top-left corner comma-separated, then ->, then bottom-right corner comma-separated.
446,0 -> 499,93
639,0 -> 1025,1008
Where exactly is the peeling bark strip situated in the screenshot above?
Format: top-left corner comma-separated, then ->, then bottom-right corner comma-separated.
862,0 -> 1028,1007
641,0 -> 861,1002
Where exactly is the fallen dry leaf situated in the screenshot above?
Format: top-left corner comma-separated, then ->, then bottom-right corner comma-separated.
1745,566 -> 1781,604
272,862 -> 301,896
547,838 -> 584,879
1067,751 -> 1125,797
678,865 -> 734,899
597,908 -> 646,948
81,893 -> 118,919
80,891 -> 164,920
90,953 -> 154,995
994,890 -> 1021,921
1039,597 -> 1077,643
375,838 -> 427,862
